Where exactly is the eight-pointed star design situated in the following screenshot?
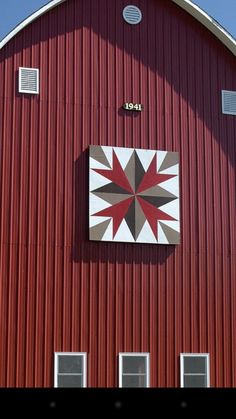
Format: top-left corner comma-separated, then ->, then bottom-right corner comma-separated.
89,146 -> 180,244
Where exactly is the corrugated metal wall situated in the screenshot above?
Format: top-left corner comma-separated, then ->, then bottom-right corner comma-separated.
0,0 -> 236,387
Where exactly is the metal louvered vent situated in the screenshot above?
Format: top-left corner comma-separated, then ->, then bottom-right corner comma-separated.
123,5 -> 142,25
19,67 -> 39,94
222,90 -> 236,115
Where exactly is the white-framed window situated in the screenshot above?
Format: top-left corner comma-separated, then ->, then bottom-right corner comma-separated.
119,353 -> 150,388
180,353 -> 210,388
18,67 -> 39,94
54,352 -> 87,388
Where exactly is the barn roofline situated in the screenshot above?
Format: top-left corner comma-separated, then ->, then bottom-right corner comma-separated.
0,0 -> 236,55
0,0 -> 66,50
172,0 -> 236,55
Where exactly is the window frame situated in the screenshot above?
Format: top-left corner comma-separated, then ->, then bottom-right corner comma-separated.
180,353 -> 210,388
54,352 -> 87,388
119,352 -> 150,388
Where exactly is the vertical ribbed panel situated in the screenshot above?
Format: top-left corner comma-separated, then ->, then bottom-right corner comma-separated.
0,0 -> 236,387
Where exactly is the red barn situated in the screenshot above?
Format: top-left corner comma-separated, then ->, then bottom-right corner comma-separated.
0,0 -> 236,388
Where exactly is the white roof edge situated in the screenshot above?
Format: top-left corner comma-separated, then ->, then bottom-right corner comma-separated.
172,0 -> 236,56
0,0 -> 236,56
0,0 -> 66,50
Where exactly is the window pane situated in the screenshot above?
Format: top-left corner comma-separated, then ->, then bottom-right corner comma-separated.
184,375 -> 207,388
122,356 -> 146,374
184,357 -> 206,374
58,374 -> 83,387
58,355 -> 83,373
122,374 -> 147,388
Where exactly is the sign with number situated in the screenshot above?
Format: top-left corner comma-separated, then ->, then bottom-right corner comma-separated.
123,103 -> 143,111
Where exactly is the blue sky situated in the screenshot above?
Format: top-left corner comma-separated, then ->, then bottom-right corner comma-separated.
0,0 -> 236,41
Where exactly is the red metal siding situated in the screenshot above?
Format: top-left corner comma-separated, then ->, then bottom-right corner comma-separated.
0,0 -> 236,387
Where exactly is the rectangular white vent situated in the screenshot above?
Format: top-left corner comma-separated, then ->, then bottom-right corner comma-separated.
19,67 -> 39,94
222,90 -> 236,115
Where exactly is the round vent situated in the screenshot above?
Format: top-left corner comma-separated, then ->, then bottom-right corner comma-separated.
123,5 -> 142,25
